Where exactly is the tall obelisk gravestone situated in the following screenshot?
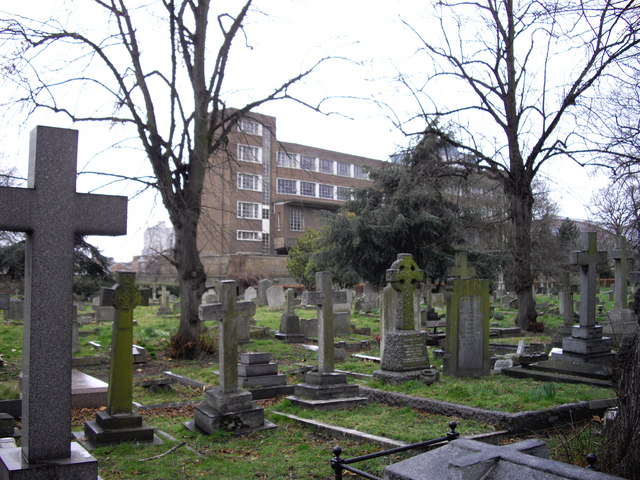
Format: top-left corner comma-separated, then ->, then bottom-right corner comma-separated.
84,271 -> 154,447
0,126 -> 127,478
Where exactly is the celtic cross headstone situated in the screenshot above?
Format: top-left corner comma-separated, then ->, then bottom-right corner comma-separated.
386,253 -> 424,330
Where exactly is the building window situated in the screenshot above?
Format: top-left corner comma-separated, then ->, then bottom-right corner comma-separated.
300,181 -> 316,197
277,178 -> 297,194
319,158 -> 334,174
337,161 -> 351,177
353,165 -> 369,180
238,118 -> 262,136
238,144 -> 261,163
290,208 -> 304,232
318,184 -> 334,199
261,232 -> 270,253
277,151 -> 297,168
300,155 -> 316,171
237,230 -> 261,241
237,201 -> 260,219
262,207 -> 270,220
336,186 -> 351,201
237,173 -> 262,191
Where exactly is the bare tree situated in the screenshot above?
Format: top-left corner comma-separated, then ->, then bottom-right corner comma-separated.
0,0 -> 326,358
397,0 -> 640,329
591,180 -> 640,255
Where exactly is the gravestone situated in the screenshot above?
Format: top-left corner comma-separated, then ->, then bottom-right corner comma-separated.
202,289 -> 218,304
443,277 -> 491,377
374,254 -> 431,384
605,236 -> 637,345
157,285 -> 172,315
333,290 -> 352,335
379,283 -> 397,354
244,286 -> 257,302
275,289 -> 305,343
84,272 -> 155,447
200,294 -> 256,345
193,280 -> 273,434
421,278 -> 435,309
256,278 -> 273,306
0,294 -> 9,320
361,282 -> 378,313
289,272 -> 365,409
0,126 -> 127,478
266,285 -> 286,310
552,271 -> 577,348
7,298 -> 23,322
95,305 -> 116,323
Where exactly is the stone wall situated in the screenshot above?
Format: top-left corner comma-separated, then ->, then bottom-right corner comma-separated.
201,253 -> 292,284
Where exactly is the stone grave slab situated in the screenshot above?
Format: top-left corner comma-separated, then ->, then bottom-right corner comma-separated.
266,285 -> 286,310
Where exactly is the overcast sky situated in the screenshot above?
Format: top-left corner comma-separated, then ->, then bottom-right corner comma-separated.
0,0 -> 607,262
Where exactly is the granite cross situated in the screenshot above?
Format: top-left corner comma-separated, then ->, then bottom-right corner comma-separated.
611,235 -> 629,309
447,252 -> 476,279
570,232 -> 607,328
0,126 -> 127,464
386,253 -> 424,330
307,272 -> 347,373
101,272 -> 142,415
215,280 -> 245,393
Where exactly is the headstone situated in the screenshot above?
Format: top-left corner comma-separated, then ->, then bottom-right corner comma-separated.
421,278 -> 435,308
202,289 -> 218,304
552,232 -> 614,365
493,358 -> 514,372
431,292 -> 445,308
300,318 -> 318,338
200,294 -> 256,345
0,126 -> 126,477
266,285 -> 286,310
256,278 -> 273,306
374,254 -> 431,384
95,305 -> 116,323
333,289 -> 352,336
0,294 -> 9,319
6,298 -> 23,322
289,272 -> 366,409
361,282 -> 378,313
157,285 -> 171,315
443,277 -> 491,377
379,283 -> 397,354
611,236 -> 629,309
500,295 -> 516,309
275,289 -> 305,343
138,287 -> 151,307
605,236 -> 638,345
193,280 -> 273,434
244,286 -> 257,302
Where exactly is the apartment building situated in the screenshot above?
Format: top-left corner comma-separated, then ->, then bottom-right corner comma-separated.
199,111 -> 385,256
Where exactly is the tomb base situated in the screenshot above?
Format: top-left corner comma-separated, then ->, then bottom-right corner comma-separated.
83,411 -> 155,448
380,330 -> 429,372
288,371 -> 367,410
0,442 -> 99,479
372,369 -> 436,385
274,333 -> 306,344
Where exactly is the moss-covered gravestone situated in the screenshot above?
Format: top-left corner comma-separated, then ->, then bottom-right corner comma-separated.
374,254 -> 431,384
84,271 -> 155,447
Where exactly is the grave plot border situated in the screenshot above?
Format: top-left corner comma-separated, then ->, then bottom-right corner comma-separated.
359,386 -> 615,433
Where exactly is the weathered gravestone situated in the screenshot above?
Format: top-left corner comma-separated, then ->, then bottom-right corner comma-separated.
156,285 -> 172,315
0,126 -> 127,478
289,272 -> 366,409
256,278 -> 273,306
244,286 -> 257,303
202,289 -> 218,304
275,289 -> 305,343
200,291 -> 256,345
443,253 -> 490,377
361,281 -> 378,313
333,289 -> 352,335
374,254 -> 431,384
605,236 -> 637,345
193,280 -> 273,434
266,285 -> 286,310
6,298 -> 23,323
379,283 -> 397,355
0,294 -> 10,321
84,272 -> 154,447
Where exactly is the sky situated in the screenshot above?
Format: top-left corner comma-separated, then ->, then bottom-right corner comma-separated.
0,0 -> 608,262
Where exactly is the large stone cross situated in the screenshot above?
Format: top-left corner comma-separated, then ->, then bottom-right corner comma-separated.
386,253 -> 424,330
101,272 -> 142,415
570,232 -> 607,328
448,252 -> 475,279
611,235 -> 629,309
0,127 -> 127,464
215,280 -> 246,393
307,272 -> 346,373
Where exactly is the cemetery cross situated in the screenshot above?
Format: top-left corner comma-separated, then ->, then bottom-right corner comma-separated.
216,280 -> 244,393
386,254 -> 424,330
611,235 -> 629,309
0,127 -> 127,463
570,232 -> 607,329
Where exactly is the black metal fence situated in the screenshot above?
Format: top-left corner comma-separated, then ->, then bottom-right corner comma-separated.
330,421 -> 459,480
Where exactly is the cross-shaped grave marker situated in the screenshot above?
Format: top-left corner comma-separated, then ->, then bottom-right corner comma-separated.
0,127 -> 127,470
306,272 -> 347,374
447,252 -> 476,279
215,280 -> 244,393
200,294 -> 256,345
386,253 -> 424,330
611,235 -> 629,309
570,232 -> 607,329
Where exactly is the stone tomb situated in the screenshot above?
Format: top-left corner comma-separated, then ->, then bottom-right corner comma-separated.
289,272 -> 366,410
275,289 -> 305,343
84,272 -> 155,448
0,126 -> 127,478
193,280 -> 274,434
374,254 -> 431,385
238,352 -> 294,400
383,438 -> 623,480
443,277 -> 491,377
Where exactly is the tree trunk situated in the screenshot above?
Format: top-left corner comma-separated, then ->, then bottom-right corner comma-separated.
506,174 -> 538,330
169,209 -> 207,359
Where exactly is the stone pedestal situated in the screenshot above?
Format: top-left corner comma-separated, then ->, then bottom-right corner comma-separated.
374,331 -> 431,384
288,371 -> 366,410
84,410 -> 155,448
551,324 -> 614,365
238,352 -> 294,400
194,387 -> 274,434
0,443 -> 98,479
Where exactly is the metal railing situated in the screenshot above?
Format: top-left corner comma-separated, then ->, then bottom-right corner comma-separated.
330,421 -> 459,480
